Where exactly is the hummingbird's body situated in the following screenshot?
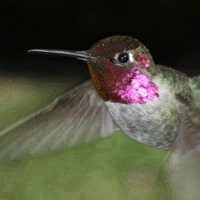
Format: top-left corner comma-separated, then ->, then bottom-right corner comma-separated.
104,64 -> 194,149
105,72 -> 179,149
0,35 -> 199,160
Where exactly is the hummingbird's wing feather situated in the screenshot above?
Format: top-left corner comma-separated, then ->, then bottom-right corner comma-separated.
164,94 -> 200,200
0,80 -> 119,160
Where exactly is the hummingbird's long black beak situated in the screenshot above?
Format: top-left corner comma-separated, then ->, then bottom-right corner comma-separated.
28,49 -> 94,61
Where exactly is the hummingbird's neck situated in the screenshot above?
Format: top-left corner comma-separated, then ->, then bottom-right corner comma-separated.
88,62 -> 159,104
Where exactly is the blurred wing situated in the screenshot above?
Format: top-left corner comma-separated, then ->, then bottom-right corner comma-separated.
0,80 -> 119,160
165,94 -> 200,200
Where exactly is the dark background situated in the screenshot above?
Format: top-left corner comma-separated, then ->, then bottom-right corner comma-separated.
0,0 -> 199,78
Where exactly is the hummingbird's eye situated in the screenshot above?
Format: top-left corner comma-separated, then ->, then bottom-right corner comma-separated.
111,52 -> 134,66
117,53 -> 129,63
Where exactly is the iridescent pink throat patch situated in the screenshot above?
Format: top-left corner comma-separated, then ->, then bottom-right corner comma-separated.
113,67 -> 159,104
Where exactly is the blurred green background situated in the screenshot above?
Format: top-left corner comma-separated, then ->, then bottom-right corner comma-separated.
0,69 -> 169,200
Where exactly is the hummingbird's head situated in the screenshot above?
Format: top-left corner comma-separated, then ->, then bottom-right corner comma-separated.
86,35 -> 159,104
29,35 -> 159,104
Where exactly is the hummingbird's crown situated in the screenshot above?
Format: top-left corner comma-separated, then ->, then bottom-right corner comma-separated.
88,35 -> 140,59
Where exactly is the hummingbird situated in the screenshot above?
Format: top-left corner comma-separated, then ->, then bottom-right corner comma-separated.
0,35 -> 199,161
